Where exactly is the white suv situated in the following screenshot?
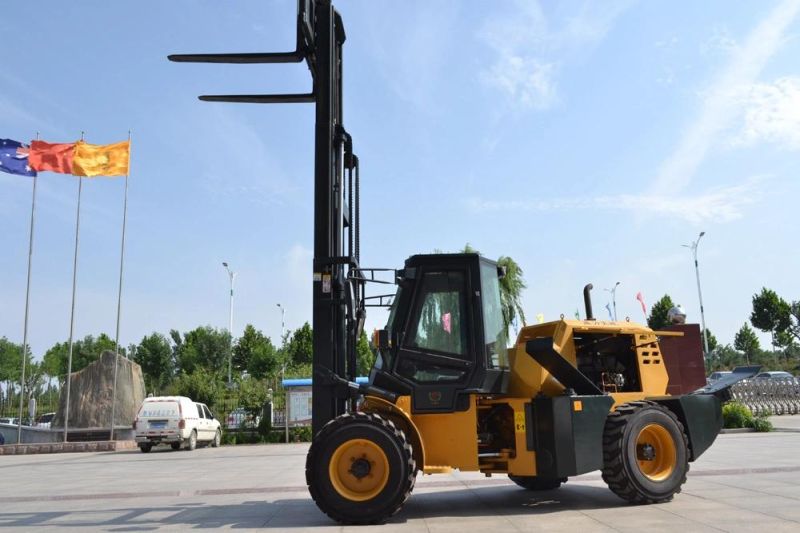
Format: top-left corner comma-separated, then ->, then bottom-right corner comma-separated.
133,396 -> 221,453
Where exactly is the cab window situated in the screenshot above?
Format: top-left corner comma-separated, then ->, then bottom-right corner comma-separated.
408,270 -> 468,357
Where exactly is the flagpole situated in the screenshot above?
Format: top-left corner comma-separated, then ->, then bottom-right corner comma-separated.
16,132 -> 39,444
63,132 -> 84,443
110,131 -> 131,441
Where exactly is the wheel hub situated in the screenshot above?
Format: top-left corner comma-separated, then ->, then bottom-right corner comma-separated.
329,438 -> 390,501
635,423 -> 677,482
637,443 -> 656,461
349,456 -> 372,479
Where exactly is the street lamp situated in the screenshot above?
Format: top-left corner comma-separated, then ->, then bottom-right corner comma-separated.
604,281 -> 621,321
276,303 -> 288,444
222,262 -> 236,384
682,232 -> 709,355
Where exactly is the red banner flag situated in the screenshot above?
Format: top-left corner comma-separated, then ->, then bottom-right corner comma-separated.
636,292 -> 647,318
29,140 -> 75,174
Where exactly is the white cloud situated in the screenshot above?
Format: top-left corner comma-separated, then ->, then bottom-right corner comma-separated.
480,56 -> 557,111
478,0 -> 632,110
464,177 -> 763,224
731,77 -> 800,150
651,0 -> 800,195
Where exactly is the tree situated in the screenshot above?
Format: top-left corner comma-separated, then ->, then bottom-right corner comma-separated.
647,295 -> 675,330
170,367 -> 223,407
234,325 -> 280,380
0,337 -> 25,383
705,344 -> 745,372
285,322 -> 313,367
460,245 -> 528,338
174,326 -> 231,374
356,330 -> 376,376
134,333 -> 174,393
734,323 -> 760,364
702,328 -> 718,353
750,288 -> 792,348
41,333 -> 119,379
498,256 -> 527,336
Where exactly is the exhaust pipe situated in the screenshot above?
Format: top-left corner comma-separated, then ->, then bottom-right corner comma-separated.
583,284 -> 595,320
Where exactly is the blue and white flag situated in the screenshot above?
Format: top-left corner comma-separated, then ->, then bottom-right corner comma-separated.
605,302 -> 613,320
0,138 -> 36,176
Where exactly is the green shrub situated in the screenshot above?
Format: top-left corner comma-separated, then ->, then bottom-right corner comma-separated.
291,426 -> 313,442
722,402 -> 753,429
749,412 -> 773,432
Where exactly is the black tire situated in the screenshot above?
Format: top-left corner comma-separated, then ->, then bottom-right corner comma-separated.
139,444 -> 152,453
186,430 -> 197,451
211,429 -> 221,448
602,401 -> 689,504
306,412 -> 416,525
508,475 -> 565,491
171,442 -> 181,451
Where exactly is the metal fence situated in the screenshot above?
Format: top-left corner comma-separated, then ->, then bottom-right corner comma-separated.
0,389 -> 60,425
730,378 -> 800,416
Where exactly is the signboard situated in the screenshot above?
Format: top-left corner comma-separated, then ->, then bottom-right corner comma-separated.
288,389 -> 313,426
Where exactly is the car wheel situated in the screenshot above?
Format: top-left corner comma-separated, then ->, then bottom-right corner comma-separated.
602,401 -> 689,503
171,442 -> 181,451
139,444 -> 152,453
185,430 -> 197,451
211,429 -> 221,448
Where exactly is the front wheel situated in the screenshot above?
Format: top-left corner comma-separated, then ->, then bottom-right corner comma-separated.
602,401 -> 689,503
139,444 -> 152,453
211,429 -> 221,448
306,412 -> 416,525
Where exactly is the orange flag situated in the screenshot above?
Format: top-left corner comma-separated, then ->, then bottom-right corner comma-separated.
29,140 -> 75,174
72,140 -> 130,177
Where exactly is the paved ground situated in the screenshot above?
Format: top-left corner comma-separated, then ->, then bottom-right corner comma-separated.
1,417 -> 799,532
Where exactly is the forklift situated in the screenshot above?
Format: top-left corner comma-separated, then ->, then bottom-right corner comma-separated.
170,0 -> 756,524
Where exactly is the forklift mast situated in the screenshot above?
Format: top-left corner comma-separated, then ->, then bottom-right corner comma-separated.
169,0 -> 361,435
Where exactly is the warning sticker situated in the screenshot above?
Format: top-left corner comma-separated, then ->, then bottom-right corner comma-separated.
514,411 -> 526,433
322,274 -> 331,293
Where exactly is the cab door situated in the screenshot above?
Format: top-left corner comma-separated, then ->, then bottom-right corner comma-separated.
394,267 -> 477,413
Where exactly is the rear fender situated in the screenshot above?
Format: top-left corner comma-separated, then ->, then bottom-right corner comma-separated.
649,394 -> 722,461
360,395 -> 425,469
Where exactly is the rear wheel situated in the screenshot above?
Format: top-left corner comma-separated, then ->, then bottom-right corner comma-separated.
139,444 -> 152,453
171,442 -> 181,451
186,430 -> 197,451
508,475 -> 565,491
306,412 -> 416,525
602,401 -> 689,503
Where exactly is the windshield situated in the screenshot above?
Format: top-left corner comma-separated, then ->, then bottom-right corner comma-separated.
480,261 -> 508,369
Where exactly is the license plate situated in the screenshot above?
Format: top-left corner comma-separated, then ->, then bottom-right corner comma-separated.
149,421 -> 167,429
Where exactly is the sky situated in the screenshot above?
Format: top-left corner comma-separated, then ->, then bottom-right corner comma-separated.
1,0 -> 799,360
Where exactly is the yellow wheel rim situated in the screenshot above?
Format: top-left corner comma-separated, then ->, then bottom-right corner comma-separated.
635,423 -> 677,482
329,438 -> 390,501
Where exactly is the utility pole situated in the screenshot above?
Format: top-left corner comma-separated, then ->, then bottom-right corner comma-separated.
604,281 -> 620,321
277,303 -> 288,444
222,262 -> 236,384
683,232 -> 709,355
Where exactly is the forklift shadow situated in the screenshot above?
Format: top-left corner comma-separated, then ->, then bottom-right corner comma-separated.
396,482 -> 628,521
0,485 -> 628,530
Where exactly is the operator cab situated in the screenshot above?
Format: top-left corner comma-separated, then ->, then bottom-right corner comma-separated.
371,253 -> 510,413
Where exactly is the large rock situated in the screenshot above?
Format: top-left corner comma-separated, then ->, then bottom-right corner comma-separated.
52,351 -> 146,429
